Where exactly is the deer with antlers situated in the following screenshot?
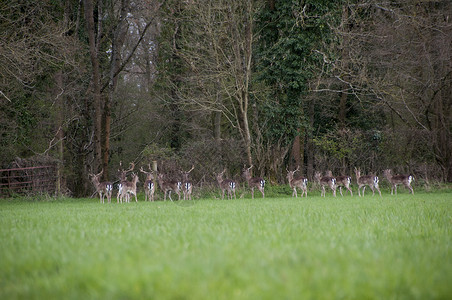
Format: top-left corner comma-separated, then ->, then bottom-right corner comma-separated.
354,167 -> 381,197
243,165 -> 265,199
119,173 -> 140,203
286,166 -> 308,198
89,169 -> 113,203
383,169 -> 414,195
117,162 -> 135,203
181,166 -> 194,200
157,173 -> 182,201
314,171 -> 337,197
140,165 -> 155,202
326,170 -> 353,196
216,169 -> 236,200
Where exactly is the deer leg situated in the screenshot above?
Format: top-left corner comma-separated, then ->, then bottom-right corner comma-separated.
376,185 -> 382,197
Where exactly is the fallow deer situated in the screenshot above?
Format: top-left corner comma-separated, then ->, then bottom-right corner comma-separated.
140,165 -> 155,201
157,173 -> 182,201
216,169 -> 236,200
116,162 -> 134,203
383,169 -> 414,195
181,166 -> 194,200
314,171 -> 337,197
286,166 -> 308,198
243,165 -> 265,199
89,169 -> 113,203
326,170 -> 353,196
354,167 -> 381,197
119,173 -> 139,203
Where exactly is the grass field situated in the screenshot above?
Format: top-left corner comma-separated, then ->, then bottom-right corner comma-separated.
1,191 -> 451,299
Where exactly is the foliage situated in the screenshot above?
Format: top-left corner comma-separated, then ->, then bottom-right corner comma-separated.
254,0 -> 342,145
1,0 -> 452,199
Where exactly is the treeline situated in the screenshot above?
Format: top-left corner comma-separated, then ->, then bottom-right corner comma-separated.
1,0 -> 451,197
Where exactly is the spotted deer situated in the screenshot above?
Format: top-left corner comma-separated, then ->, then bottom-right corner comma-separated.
286,166 -> 308,198
354,167 -> 381,197
119,173 -> 139,203
216,169 -> 236,200
314,171 -> 337,197
116,162 -> 134,203
326,170 -> 353,196
157,173 -> 182,201
181,166 -> 194,200
89,169 -> 113,203
140,165 -> 155,201
243,165 -> 265,199
383,169 -> 414,195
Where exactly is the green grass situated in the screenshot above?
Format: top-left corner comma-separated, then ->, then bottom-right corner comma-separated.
1,192 -> 451,299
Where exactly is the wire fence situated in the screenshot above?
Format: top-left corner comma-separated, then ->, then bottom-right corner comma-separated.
0,166 -> 57,197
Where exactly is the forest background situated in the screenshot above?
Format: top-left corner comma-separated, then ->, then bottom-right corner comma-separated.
0,0 -> 451,197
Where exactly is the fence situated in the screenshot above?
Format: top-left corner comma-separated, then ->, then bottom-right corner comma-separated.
0,166 -> 57,197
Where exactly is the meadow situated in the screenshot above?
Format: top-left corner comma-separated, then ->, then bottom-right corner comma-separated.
1,190 -> 451,299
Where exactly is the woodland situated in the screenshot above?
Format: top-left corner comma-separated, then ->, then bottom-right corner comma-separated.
0,0 -> 451,197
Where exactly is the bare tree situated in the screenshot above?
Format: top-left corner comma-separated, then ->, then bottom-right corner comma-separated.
316,1 -> 452,181
161,0 -> 262,166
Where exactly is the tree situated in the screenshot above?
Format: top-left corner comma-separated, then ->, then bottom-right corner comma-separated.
254,0 -> 342,178
157,0 -> 262,166
320,1 -> 452,181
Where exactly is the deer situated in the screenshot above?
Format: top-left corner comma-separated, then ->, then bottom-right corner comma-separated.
116,162 -> 135,203
286,166 -> 308,198
243,165 -> 265,199
354,167 -> 381,197
314,171 -> 337,197
326,170 -> 353,196
383,169 -> 414,195
215,169 -> 236,200
140,165 -> 155,201
89,169 -> 113,203
119,173 -> 139,203
181,166 -> 194,200
157,173 -> 182,201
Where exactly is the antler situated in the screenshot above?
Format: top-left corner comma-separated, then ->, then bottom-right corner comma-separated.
126,162 -> 135,173
90,169 -> 103,178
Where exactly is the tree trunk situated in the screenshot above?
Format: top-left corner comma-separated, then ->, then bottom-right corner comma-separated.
102,0 -> 130,180
54,70 -> 64,196
84,0 -> 102,173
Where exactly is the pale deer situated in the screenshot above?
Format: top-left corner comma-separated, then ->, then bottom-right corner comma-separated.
89,169 -> 113,203
354,167 -> 381,197
286,166 -> 308,198
140,165 -> 155,201
326,170 -> 353,196
116,162 -> 134,203
216,169 -> 236,200
314,171 -> 337,197
181,166 -> 194,200
119,173 -> 139,203
383,169 -> 414,195
243,165 -> 265,199
157,173 -> 182,201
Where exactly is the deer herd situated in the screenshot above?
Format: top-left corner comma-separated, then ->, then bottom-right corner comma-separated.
89,163 -> 414,204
